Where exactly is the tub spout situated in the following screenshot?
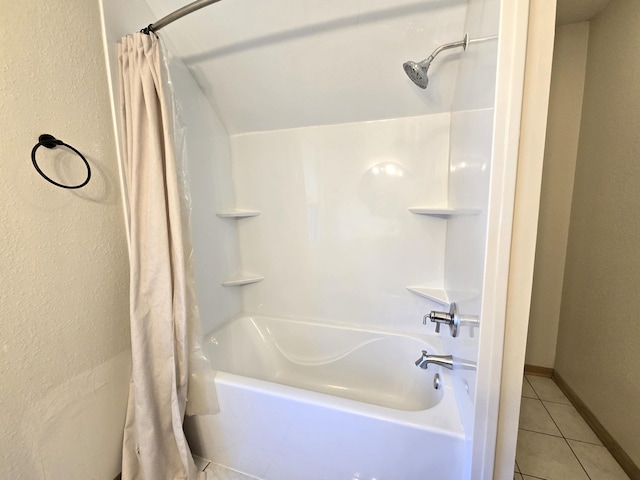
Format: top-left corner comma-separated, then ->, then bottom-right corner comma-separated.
415,350 -> 454,370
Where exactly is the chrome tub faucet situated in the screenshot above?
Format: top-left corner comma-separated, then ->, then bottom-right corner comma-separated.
415,350 -> 454,370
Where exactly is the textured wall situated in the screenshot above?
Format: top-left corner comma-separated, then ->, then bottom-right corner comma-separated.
555,0 -> 640,466
0,0 -> 130,478
525,22 -> 589,368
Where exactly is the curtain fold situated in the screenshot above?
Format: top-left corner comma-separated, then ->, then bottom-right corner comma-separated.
118,32 -> 201,480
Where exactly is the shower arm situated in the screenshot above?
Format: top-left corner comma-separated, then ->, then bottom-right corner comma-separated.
423,34 -> 469,65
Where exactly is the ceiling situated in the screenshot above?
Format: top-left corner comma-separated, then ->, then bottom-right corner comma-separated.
556,0 -> 612,25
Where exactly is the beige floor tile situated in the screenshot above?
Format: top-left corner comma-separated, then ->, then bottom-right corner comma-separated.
516,429 -> 589,480
519,398 -> 562,436
568,440 -> 630,480
526,376 -> 571,404
515,460 -> 520,472
514,473 -> 523,480
543,401 -> 602,445
522,377 -> 538,399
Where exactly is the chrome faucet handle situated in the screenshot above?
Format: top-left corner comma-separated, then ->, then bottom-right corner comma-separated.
423,302 -> 459,337
427,310 -> 453,333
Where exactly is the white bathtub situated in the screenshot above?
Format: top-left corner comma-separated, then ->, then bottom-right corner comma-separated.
184,316 -> 464,479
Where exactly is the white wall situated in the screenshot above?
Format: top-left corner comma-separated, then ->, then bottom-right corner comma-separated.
525,22 -> 589,368
0,1 -> 130,478
230,114 -> 451,332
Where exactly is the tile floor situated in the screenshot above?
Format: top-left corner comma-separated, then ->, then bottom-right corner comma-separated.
515,375 -> 630,480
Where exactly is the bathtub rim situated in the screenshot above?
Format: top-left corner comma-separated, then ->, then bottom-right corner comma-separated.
200,314 -> 465,438
206,312 -> 449,349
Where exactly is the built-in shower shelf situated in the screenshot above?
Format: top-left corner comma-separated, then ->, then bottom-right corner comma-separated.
408,207 -> 481,217
222,275 -> 264,287
216,210 -> 261,218
407,286 -> 451,306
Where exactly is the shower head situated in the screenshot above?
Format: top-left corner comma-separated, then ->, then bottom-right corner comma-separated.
404,33 -> 469,89
403,59 -> 432,89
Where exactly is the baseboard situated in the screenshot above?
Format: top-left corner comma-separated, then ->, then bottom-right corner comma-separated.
523,364 -> 554,377
552,371 -> 640,480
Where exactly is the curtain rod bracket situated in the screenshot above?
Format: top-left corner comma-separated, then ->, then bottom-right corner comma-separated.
141,24 -> 155,35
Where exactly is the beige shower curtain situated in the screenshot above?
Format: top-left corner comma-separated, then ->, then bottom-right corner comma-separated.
118,33 -> 202,480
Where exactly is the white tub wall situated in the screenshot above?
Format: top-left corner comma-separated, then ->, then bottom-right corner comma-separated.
443,107 -> 493,428
1,1 -> 131,478
100,0 -> 243,333
166,54 -> 243,333
451,0 -> 500,112
143,0 -> 468,134
230,114 -> 451,332
431,0 -> 500,474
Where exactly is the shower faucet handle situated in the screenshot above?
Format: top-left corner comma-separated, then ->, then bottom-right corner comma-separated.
423,302 -> 460,337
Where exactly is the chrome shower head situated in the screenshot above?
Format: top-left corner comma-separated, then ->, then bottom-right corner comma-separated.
403,59 -> 432,89
404,33 -> 469,90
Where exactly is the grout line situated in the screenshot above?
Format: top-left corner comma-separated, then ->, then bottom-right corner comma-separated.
539,401 -> 605,446
536,383 -> 593,480
540,398 -> 565,437
562,437 -> 606,447
537,398 -> 572,405
521,377 -> 595,480
524,376 -> 572,405
518,427 -> 563,439
565,437 -> 593,480
524,375 -> 545,400
523,376 -> 539,399
553,372 -> 640,477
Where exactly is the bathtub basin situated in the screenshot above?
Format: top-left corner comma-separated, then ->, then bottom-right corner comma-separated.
185,315 -> 464,479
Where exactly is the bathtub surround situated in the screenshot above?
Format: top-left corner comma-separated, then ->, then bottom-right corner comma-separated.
101,0 -> 535,478
229,114 -> 451,333
0,0 -> 130,478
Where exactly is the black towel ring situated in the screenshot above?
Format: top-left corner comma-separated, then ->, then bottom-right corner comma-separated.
31,134 -> 91,189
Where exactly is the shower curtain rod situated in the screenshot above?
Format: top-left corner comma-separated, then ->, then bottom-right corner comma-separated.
142,0 -> 223,34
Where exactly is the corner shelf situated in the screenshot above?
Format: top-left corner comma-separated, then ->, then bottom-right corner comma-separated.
408,207 -> 481,217
216,210 -> 261,218
406,286 -> 451,306
222,275 -> 264,287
